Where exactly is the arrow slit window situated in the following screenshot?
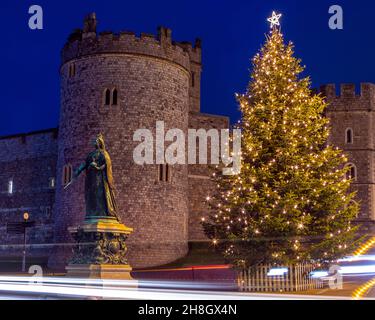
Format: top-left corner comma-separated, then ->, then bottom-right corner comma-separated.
345,163 -> 357,181
8,179 -> 13,194
345,128 -> 353,144
104,89 -> 111,106
158,164 -> 171,182
62,164 -> 73,186
68,63 -> 76,78
49,177 -> 56,189
112,88 -> 118,105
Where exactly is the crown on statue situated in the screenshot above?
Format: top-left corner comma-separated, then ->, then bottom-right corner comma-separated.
96,133 -> 105,149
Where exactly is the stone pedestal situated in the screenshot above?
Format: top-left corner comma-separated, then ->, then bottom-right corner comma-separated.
65,264 -> 133,280
65,217 -> 134,280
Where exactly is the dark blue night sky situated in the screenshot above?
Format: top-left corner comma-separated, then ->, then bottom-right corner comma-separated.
0,0 -> 373,136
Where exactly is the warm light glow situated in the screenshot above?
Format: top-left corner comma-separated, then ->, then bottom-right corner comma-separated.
353,237 -> 375,256
202,16 -> 358,268
353,277 -> 375,299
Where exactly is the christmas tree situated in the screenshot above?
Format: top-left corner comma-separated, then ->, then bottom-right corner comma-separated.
203,12 -> 360,268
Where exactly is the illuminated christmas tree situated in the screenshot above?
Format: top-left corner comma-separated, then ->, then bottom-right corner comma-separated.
203,12 -> 360,268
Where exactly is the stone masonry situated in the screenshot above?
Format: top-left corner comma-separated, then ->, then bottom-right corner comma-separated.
322,83 -> 375,232
0,129 -> 57,261
2,14 -> 374,270
0,13 -> 229,270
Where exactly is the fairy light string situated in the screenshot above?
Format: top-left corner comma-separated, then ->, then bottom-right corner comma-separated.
201,12 -> 359,268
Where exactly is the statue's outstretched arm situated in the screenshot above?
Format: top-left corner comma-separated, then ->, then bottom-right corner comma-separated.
64,162 -> 87,190
74,162 -> 87,178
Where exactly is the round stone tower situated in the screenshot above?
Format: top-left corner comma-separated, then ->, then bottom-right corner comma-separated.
49,13 -> 196,269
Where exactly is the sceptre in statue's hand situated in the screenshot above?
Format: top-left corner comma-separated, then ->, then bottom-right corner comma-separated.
63,163 -> 85,190
63,178 -> 74,190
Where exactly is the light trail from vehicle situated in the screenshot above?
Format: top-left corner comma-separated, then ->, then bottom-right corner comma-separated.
0,276 -> 361,300
338,255 -> 375,262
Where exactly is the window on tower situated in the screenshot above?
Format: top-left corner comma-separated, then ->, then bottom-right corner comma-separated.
49,177 -> 56,189
345,128 -> 353,144
191,72 -> 195,87
8,179 -> 13,195
104,89 -> 111,106
62,164 -> 73,186
158,164 -> 171,182
68,63 -> 76,78
166,164 -> 170,182
103,88 -> 118,106
159,164 -> 163,181
112,88 -> 118,105
345,163 -> 357,181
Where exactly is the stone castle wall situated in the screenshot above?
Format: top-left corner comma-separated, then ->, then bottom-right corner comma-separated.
323,83 -> 375,230
0,129 -> 57,260
0,14 -> 230,270
49,15 -> 204,269
7,14 -> 375,271
188,112 -> 229,241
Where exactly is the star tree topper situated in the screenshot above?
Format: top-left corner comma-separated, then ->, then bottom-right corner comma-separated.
267,11 -> 282,28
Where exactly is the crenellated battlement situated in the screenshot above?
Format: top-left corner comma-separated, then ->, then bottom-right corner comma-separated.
320,83 -> 375,111
61,13 -> 201,71
320,83 -> 375,99
56,12 -> 197,269
176,39 -> 202,64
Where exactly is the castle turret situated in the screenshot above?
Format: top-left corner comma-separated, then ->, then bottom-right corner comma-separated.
322,83 -> 375,232
49,13 -> 201,269
176,39 -> 202,112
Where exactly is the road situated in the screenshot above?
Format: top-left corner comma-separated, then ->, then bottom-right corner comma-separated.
0,271 -> 373,300
0,276 -> 358,300
0,243 -> 374,299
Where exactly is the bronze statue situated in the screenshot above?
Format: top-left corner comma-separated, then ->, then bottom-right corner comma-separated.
65,134 -> 118,220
